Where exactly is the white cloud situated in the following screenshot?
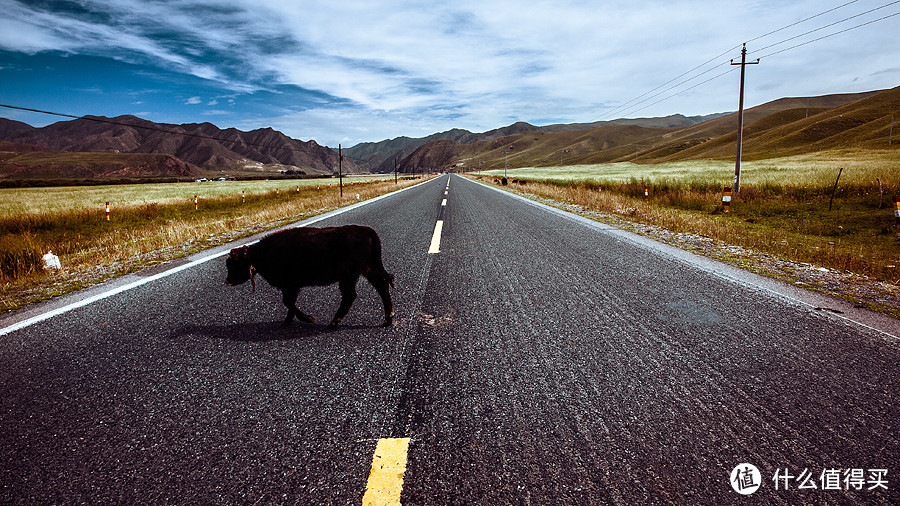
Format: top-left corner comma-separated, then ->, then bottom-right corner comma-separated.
2,0 -> 898,143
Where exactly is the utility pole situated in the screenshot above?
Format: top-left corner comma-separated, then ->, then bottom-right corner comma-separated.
731,43 -> 759,193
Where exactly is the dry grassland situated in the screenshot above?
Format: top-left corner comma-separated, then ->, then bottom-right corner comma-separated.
473,149 -> 900,313
0,176 -> 428,312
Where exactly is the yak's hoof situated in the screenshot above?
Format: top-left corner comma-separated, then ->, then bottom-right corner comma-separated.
299,314 -> 316,324
381,317 -> 393,327
327,319 -> 341,329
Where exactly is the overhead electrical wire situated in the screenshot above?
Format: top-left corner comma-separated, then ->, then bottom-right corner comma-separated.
744,0 -> 861,44
749,0 -> 900,56
754,9 -> 900,60
597,0 -> 899,122
592,43 -> 742,121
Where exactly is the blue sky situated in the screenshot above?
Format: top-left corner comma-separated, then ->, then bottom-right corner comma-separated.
1,0 -> 898,147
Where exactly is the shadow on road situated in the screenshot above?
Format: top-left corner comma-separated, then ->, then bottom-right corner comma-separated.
167,321 -> 387,342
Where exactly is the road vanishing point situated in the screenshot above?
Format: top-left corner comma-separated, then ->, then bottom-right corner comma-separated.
1,174 -> 898,504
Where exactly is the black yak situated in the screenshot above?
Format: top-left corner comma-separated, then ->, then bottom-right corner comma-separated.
225,225 -> 394,328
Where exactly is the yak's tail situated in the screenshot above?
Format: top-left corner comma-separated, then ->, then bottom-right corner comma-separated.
369,228 -> 394,288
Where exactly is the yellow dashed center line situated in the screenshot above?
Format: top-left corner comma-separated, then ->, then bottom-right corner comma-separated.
362,437 -> 411,506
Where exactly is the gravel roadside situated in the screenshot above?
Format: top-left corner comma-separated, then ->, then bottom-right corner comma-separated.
508,189 -> 900,319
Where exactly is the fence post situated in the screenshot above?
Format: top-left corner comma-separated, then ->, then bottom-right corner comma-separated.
723,186 -> 732,212
828,167 -> 843,212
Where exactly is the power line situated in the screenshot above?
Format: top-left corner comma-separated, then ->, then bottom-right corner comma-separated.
749,0 -> 900,56
594,44 -> 741,121
745,0 -> 861,43
755,9 -> 900,60
595,0 -> 898,122
613,67 -> 739,120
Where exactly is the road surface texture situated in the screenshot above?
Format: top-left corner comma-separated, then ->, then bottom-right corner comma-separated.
1,174 -> 898,504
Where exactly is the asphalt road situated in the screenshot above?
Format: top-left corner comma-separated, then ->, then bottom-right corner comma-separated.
1,174 -> 898,504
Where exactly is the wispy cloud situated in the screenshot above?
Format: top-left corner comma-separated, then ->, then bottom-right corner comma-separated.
1,0 -> 898,146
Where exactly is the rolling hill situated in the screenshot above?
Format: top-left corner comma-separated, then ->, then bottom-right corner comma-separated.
344,114 -> 728,172
0,151 -> 199,179
395,88 -> 895,172
0,115 -> 361,178
1,87 -> 894,179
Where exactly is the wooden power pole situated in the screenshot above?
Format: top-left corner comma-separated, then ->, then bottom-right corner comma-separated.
731,43 -> 759,193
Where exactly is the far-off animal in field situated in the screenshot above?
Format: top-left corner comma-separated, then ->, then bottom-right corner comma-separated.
225,225 -> 394,328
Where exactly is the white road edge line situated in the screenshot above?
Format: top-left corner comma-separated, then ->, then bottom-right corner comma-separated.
466,175 -> 900,340
0,178 -> 434,337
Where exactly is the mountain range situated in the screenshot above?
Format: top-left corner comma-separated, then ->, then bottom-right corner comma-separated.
1,87 -> 896,180
393,89 -> 894,172
0,115 -> 359,179
341,113 -> 729,173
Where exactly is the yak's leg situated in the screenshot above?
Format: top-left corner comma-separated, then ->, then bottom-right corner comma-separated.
281,287 -> 315,326
365,271 -> 394,327
328,277 -> 358,328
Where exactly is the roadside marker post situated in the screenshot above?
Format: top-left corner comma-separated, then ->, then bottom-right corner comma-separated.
723,186 -> 732,212
644,185 -> 649,201
194,195 -> 198,210
105,201 -> 110,221
242,190 -> 245,203
894,196 -> 900,238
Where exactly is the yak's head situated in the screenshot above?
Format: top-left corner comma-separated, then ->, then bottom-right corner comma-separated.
225,245 -> 255,288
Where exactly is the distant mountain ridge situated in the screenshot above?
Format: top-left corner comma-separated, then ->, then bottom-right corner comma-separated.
343,115 -> 728,172
392,89 -> 892,172
1,88 -> 891,179
0,115 -> 360,176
